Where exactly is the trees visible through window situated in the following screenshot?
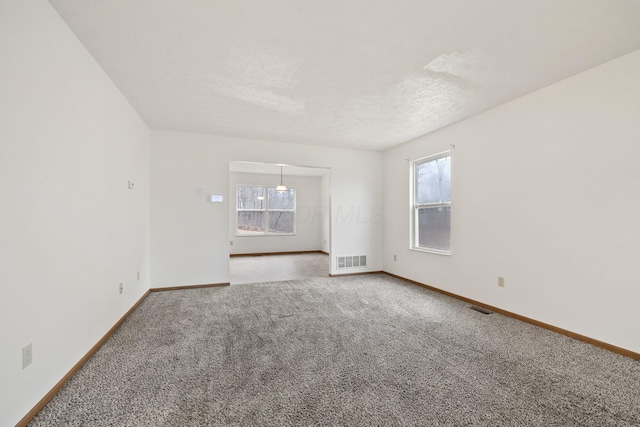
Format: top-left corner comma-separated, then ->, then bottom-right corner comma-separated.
237,185 -> 295,235
412,152 -> 451,254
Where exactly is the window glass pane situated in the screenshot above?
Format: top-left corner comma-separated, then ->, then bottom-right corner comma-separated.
418,206 -> 451,251
268,211 -> 294,234
237,186 -> 265,210
268,188 -> 295,210
237,212 -> 265,235
416,156 -> 451,204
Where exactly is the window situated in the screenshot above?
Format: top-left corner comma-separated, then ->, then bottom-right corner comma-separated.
236,185 -> 295,235
412,152 -> 451,254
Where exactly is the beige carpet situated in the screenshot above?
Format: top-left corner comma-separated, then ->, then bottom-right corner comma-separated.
230,252 -> 329,284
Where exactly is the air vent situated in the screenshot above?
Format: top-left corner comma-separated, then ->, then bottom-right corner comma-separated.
470,305 -> 493,315
336,255 -> 366,270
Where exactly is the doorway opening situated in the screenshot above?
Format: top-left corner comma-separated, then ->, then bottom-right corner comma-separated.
228,161 -> 331,285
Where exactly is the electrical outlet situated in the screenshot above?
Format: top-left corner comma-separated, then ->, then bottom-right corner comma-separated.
119,283 -> 123,294
393,255 -> 397,261
22,343 -> 32,369
498,277 -> 505,288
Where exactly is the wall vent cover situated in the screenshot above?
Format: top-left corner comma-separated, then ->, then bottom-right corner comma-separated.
470,305 -> 493,315
337,255 -> 366,269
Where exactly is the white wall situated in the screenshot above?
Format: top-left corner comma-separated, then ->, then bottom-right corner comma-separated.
0,1 -> 150,425
229,172 -> 324,254
383,49 -> 640,354
150,131 -> 382,287
320,172 -> 331,253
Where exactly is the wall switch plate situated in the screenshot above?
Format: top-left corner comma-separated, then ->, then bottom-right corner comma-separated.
393,255 -> 397,261
498,277 -> 505,288
137,271 -> 140,281
230,240 -> 233,246
119,283 -> 123,294
127,180 -> 135,189
22,343 -> 32,369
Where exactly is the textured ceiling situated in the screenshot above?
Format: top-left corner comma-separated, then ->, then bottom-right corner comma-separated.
230,161 -> 328,177
49,0 -> 640,151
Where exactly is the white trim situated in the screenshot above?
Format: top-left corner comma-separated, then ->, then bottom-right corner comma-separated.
410,247 -> 452,256
413,149 -> 452,165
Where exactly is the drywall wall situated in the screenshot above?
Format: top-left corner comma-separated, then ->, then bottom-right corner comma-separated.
383,49 -> 640,354
0,1 -> 150,425
229,172 -> 324,254
320,172 -> 331,253
150,131 -> 382,287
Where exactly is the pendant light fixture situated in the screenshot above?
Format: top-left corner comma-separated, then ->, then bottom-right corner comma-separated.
275,165 -> 288,192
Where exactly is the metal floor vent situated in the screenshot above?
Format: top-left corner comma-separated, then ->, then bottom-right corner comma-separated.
470,305 -> 493,315
336,255 -> 366,269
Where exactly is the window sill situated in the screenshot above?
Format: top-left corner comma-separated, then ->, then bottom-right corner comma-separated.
410,247 -> 451,256
236,233 -> 297,237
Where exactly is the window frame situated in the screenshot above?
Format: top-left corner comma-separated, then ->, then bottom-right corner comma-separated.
236,185 -> 296,236
410,151 -> 452,255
